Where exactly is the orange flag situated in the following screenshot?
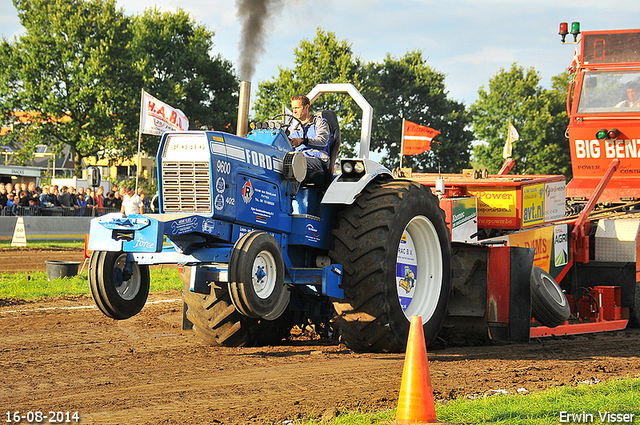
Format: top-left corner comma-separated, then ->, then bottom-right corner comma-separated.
402,119 -> 441,155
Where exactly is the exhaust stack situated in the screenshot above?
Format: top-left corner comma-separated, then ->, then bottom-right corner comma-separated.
236,81 -> 251,138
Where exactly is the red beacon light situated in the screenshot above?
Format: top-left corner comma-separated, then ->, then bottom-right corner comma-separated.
559,22 -> 569,43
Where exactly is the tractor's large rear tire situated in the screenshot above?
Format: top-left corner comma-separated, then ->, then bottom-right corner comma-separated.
329,179 -> 451,352
180,267 -> 293,347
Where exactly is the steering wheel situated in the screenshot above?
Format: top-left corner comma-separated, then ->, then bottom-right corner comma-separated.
271,113 -> 303,138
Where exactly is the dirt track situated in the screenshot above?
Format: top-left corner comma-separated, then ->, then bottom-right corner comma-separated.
1,249 -> 640,424
1,247 -> 87,273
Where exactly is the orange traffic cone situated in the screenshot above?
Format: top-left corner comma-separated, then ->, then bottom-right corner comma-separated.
396,315 -> 438,424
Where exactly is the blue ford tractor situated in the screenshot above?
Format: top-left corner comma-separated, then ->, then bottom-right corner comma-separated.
87,83 -> 451,352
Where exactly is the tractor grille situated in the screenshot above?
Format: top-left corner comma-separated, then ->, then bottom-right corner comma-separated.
161,161 -> 212,213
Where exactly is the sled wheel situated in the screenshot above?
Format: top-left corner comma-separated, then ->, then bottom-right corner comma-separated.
228,231 -> 290,320
631,281 -> 640,328
330,178 -> 451,352
181,267 -> 293,346
531,266 -> 570,327
90,250 -> 149,320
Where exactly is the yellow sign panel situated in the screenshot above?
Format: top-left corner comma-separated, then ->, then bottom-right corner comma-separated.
466,188 -> 517,228
507,226 -> 554,271
522,184 -> 545,227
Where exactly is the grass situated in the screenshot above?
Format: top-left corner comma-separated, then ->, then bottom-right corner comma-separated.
0,239 -> 85,249
434,378 -> 640,424
295,378 -> 640,424
0,265 -> 183,300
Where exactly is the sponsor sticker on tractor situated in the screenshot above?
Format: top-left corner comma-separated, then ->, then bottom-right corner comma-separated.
467,188 -> 518,228
507,225 -> 554,271
396,232 -> 418,311
554,224 -> 569,268
544,181 -> 566,223
522,184 -> 545,227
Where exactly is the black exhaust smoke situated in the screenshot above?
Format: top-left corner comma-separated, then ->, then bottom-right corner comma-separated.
235,0 -> 283,81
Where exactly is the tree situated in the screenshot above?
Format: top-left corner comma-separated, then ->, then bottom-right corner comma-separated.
1,0 -> 137,176
546,71 -> 572,178
130,7 -> 238,154
254,32 -> 472,170
253,28 -> 364,157
362,51 -> 473,172
0,0 -> 238,176
471,64 -> 571,177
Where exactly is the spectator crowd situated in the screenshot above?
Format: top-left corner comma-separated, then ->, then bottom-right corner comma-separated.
0,181 -> 153,217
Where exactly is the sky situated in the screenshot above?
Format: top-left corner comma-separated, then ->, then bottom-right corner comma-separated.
2,0 -> 640,109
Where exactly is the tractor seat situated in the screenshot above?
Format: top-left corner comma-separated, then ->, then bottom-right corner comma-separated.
302,110 -> 341,189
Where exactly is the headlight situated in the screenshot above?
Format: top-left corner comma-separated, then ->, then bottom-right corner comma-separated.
342,162 -> 353,174
354,161 -> 365,173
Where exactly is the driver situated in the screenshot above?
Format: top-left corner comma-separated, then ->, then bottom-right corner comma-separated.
615,81 -> 640,108
289,95 -> 331,174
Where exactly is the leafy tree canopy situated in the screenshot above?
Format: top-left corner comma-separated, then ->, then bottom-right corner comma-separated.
1,0 -> 135,175
131,7 -> 238,152
253,29 -> 472,172
470,63 -> 571,177
363,50 -> 473,172
0,0 -> 237,175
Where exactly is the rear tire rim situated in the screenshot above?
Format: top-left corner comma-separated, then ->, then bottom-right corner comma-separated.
395,215 -> 443,323
113,254 -> 141,301
253,250 -> 277,300
542,275 -> 567,306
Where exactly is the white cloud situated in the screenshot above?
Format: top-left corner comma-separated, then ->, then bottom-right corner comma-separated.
450,46 -> 521,66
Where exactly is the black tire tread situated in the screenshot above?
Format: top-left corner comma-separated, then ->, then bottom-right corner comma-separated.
89,251 -> 115,319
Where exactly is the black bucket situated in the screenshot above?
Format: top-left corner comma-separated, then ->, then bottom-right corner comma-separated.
45,261 -> 81,280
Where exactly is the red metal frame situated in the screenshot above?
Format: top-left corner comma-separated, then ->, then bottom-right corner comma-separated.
530,319 -> 628,338
570,158 -> 620,264
531,285 -> 626,338
497,158 -> 515,175
486,246 -> 511,326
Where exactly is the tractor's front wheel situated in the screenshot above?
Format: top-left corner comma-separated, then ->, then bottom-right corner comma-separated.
228,231 -> 290,320
89,251 -> 150,319
329,179 -> 451,352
